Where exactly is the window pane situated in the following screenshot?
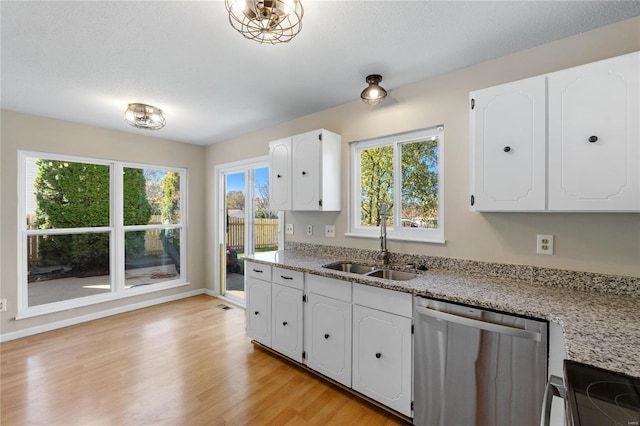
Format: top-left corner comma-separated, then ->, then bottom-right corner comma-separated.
254,167 -> 279,253
125,229 -> 180,288
359,145 -> 394,227
401,138 -> 439,229
26,158 -> 110,229
123,168 -> 180,226
27,233 -> 111,306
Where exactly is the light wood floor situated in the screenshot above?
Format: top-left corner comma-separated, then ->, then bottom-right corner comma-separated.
1,295 -> 406,425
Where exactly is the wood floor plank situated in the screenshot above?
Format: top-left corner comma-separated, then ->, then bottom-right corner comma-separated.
1,295 -> 407,426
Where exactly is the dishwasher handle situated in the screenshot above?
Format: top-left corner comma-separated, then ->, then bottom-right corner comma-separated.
540,375 -> 565,426
415,305 -> 542,342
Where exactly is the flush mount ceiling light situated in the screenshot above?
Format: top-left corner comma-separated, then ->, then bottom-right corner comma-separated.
360,74 -> 388,106
124,103 -> 166,130
225,0 -> 304,44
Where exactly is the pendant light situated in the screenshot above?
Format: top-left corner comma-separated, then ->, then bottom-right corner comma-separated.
360,74 -> 388,106
225,0 -> 304,44
124,103 -> 166,130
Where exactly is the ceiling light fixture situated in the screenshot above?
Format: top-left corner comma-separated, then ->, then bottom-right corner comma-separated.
124,103 -> 166,130
225,0 -> 304,44
360,74 -> 388,106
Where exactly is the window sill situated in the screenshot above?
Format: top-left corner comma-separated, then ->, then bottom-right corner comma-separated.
344,232 -> 445,245
16,281 -> 191,320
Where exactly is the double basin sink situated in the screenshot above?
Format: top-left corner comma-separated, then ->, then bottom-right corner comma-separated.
323,261 -> 416,281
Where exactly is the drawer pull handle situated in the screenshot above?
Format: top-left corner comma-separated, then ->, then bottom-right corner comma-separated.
588,135 -> 598,143
324,333 -> 330,339
252,269 -> 263,273
277,174 -> 282,178
282,321 -> 288,326
281,275 -> 293,280
503,146 -> 511,152
302,171 -> 307,175
375,352 -> 382,359
254,311 -> 259,315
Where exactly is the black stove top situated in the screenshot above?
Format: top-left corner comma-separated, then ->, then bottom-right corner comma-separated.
564,360 -> 640,426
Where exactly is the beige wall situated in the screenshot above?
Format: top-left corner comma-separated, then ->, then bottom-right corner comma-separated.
205,17 -> 640,283
0,111 -> 206,335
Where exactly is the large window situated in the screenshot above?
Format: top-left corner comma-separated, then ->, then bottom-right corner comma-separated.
348,126 -> 444,243
19,152 -> 187,317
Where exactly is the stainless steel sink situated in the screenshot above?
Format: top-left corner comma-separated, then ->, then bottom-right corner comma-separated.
366,269 -> 416,281
323,262 -> 377,275
322,262 -> 416,281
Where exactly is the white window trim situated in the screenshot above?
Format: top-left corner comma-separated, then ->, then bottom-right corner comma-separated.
347,126 -> 445,244
17,151 -> 188,319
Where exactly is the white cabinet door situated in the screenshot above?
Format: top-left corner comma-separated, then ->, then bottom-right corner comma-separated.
470,76 -> 546,211
548,51 -> 640,211
246,277 -> 271,347
352,305 -> 412,417
304,292 -> 352,387
269,137 -> 292,211
292,130 -> 321,210
271,283 -> 303,363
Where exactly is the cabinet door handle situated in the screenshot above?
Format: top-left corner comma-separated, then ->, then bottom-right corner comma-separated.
324,333 -> 330,339
503,146 -> 511,152
252,269 -> 263,273
280,275 -> 293,280
588,135 -> 598,143
277,174 -> 282,178
254,311 -> 259,315
302,171 -> 307,175
375,352 -> 382,359
282,321 -> 288,326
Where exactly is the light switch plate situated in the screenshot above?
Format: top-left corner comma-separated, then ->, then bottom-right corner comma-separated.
325,225 -> 335,238
286,223 -> 294,235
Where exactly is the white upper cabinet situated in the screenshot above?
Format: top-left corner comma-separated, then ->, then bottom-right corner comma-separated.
269,137 -> 292,212
470,76 -> 546,211
470,51 -> 640,212
548,52 -> 640,211
268,129 -> 341,211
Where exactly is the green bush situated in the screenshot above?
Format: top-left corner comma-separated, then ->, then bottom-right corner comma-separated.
34,160 -> 151,272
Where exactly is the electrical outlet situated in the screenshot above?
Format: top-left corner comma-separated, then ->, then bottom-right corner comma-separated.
285,223 -> 294,235
325,225 -> 335,238
537,234 -> 554,255
306,225 -> 313,236
0,299 -> 6,312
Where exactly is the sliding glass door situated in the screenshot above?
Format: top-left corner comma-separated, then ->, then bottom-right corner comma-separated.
218,158 -> 281,304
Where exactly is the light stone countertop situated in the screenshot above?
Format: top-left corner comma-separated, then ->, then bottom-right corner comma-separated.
246,250 -> 640,378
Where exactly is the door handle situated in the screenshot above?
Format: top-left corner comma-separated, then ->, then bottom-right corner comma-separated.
415,305 -> 542,341
540,375 -> 565,426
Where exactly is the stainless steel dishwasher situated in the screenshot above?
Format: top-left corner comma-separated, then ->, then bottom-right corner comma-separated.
414,297 -> 548,426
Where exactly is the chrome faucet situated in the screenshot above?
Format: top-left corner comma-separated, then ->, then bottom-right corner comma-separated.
377,202 -> 390,265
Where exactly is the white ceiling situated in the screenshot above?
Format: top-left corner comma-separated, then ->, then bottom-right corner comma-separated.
2,1 -> 639,146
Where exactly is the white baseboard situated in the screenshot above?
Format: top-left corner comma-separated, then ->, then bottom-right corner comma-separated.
0,289 -> 206,342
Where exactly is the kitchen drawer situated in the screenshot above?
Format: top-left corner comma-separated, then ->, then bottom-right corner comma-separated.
245,261 -> 272,282
305,273 -> 352,302
273,267 -> 304,290
353,283 -> 412,318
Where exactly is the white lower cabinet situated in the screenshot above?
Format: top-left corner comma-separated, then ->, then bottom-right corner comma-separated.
271,282 -> 303,362
304,291 -> 352,387
246,276 -> 271,347
246,267 -> 413,417
303,273 -> 353,387
352,305 -> 412,416
352,283 -> 413,417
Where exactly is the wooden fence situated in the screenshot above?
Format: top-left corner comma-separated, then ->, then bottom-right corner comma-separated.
226,217 -> 279,253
